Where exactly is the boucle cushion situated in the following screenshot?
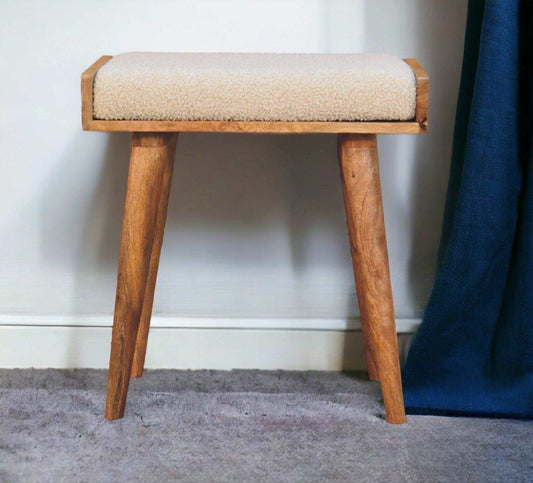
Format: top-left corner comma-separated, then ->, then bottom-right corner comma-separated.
93,52 -> 417,122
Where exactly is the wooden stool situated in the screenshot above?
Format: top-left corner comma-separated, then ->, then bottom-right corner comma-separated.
81,53 -> 428,424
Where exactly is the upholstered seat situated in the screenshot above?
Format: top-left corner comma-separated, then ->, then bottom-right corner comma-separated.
93,52 -> 417,122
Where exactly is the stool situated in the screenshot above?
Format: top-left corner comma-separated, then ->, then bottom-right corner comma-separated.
81,53 -> 429,424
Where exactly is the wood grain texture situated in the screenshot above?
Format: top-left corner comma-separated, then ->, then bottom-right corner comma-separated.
338,133 -> 405,424
105,132 -> 178,420
339,185 -> 380,382
130,134 -> 178,378
405,58 -> 429,124
81,55 -> 428,134
81,55 -> 112,130
85,119 -> 426,134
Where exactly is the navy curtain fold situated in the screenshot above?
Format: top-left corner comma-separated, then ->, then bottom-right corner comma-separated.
402,0 -> 533,418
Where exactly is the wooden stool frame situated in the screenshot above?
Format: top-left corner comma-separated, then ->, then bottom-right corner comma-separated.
82,56 -> 428,424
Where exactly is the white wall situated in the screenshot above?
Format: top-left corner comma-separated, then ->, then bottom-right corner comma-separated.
0,0 -> 467,369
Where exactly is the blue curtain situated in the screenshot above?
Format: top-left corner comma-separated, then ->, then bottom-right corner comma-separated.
402,0 -> 533,418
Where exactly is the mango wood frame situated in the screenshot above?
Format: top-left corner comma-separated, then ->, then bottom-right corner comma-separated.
81,55 -> 428,133
81,55 -> 428,425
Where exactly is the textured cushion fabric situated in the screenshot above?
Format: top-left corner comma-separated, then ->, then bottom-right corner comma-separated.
93,52 -> 417,122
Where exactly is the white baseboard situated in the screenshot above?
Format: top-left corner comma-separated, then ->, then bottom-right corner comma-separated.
0,314 -> 421,332
0,316 -> 419,370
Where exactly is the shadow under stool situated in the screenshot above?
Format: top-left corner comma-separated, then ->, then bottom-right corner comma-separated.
81,52 -> 429,424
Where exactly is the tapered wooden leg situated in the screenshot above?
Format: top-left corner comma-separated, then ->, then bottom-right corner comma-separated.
130,134 -> 178,378
106,132 -> 178,420
338,133 -> 405,424
340,182 -> 380,381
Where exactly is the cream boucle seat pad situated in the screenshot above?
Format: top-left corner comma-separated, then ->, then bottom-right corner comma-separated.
93,52 -> 417,122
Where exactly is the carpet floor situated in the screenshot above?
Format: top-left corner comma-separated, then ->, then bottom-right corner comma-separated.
1,370 -> 532,482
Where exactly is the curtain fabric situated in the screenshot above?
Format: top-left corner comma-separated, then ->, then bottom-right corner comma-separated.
402,0 -> 533,418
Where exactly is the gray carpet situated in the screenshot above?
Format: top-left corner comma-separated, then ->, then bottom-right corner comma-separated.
1,370 -> 532,482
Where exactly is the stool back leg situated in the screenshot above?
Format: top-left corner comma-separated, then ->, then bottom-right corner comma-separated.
106,132 -> 178,420
338,133 -> 406,424
131,134 -> 178,378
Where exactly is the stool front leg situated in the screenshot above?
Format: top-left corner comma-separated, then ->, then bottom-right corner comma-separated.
106,132 -> 178,420
340,178 -> 380,382
131,134 -> 178,378
338,133 -> 406,424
